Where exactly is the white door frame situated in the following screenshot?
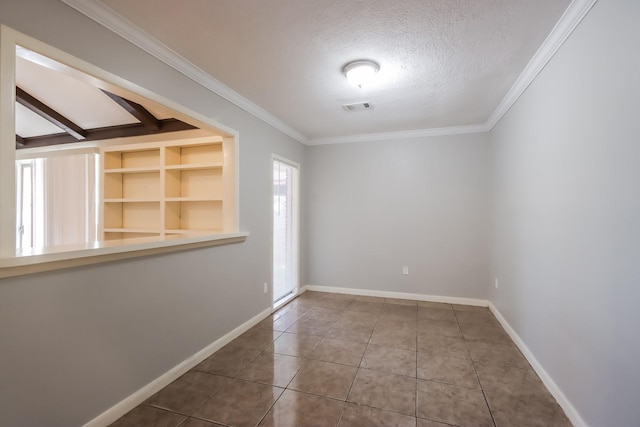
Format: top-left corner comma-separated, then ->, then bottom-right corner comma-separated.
271,154 -> 300,310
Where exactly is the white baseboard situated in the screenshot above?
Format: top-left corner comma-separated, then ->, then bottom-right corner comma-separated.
488,303 -> 588,427
304,285 -> 586,426
85,286 -> 586,427
274,286 -> 308,310
83,306 -> 272,427
305,284 -> 489,307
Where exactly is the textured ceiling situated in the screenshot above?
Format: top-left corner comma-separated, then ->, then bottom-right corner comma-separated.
100,0 -> 571,140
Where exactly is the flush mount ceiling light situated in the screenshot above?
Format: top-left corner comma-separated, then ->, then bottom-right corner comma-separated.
343,60 -> 379,88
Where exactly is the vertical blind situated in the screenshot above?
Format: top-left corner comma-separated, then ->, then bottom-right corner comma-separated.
16,152 -> 98,251
273,159 -> 295,303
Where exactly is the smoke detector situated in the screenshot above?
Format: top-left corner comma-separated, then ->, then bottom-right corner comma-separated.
342,102 -> 373,112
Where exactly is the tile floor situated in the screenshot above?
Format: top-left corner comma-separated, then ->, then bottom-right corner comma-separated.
110,291 -> 572,427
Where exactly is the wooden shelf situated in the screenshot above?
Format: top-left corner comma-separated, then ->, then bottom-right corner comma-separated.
165,229 -> 223,235
104,148 -> 160,169
165,168 -> 222,199
165,200 -> 222,231
104,228 -> 162,234
104,198 -> 162,203
104,166 -> 161,174
165,143 -> 223,166
164,197 -> 222,202
101,138 -> 231,240
164,162 -> 222,171
104,171 -> 160,200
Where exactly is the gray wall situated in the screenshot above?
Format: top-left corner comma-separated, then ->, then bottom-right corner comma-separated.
306,134 -> 491,299
2,0 -> 638,426
0,1 -> 306,426
488,0 -> 640,425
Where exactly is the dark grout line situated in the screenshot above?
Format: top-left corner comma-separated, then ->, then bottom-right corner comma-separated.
480,388 -> 498,427
415,305 -> 419,418
452,304 -> 498,427
338,298 -> 379,408
124,291 -> 567,426
253,388 -> 283,427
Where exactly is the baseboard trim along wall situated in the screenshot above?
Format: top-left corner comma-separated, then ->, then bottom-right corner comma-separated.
304,284 -> 586,427
488,303 -> 588,427
83,306 -> 273,427
303,284 -> 489,307
83,286 -> 586,427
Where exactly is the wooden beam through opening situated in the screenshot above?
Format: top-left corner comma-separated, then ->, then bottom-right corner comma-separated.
16,87 -> 87,140
17,119 -> 196,149
101,90 -> 161,131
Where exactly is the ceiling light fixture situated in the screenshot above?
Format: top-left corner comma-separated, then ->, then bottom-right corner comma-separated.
343,60 -> 379,88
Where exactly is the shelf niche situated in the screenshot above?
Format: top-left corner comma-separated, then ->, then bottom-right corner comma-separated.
101,135 -> 234,241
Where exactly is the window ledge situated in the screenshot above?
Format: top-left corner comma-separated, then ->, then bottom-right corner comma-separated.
0,232 -> 248,279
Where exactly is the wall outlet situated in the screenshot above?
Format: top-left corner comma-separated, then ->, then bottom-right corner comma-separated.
495,278 -> 499,289
402,266 -> 409,275
263,282 -> 268,293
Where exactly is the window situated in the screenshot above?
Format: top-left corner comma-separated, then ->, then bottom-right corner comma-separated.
272,157 -> 300,307
16,159 -> 39,250
16,152 -> 99,253
0,26 -> 245,275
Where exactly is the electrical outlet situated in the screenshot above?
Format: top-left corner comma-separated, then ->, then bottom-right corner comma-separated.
263,282 -> 268,293
402,266 -> 409,275
495,278 -> 499,289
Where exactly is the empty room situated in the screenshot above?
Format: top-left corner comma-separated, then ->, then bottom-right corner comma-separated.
0,0 -> 638,426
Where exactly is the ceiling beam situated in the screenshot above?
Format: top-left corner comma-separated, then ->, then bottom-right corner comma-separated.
17,119 -> 196,149
16,135 -> 25,148
16,87 -> 87,140
102,90 -> 160,131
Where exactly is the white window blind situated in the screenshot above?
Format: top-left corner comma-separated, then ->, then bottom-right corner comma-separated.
273,159 -> 296,303
15,152 -> 99,251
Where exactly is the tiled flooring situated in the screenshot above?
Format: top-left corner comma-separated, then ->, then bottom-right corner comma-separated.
111,291 -> 572,427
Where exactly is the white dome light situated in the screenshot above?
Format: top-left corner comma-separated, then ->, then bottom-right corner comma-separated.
343,60 -> 379,88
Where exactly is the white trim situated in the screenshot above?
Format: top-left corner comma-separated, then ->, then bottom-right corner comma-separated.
80,285 -> 588,427
0,26 -> 17,256
0,27 -> 246,277
0,232 -> 248,279
83,306 -> 272,427
273,286 -> 304,311
303,285 -> 587,425
60,0 -> 596,146
485,0 -> 598,129
272,154 -> 301,169
305,284 -> 488,307
59,0 -> 308,145
306,124 -> 491,145
16,146 -> 100,160
5,27 -> 238,139
489,302 -> 588,427
271,154 -> 301,309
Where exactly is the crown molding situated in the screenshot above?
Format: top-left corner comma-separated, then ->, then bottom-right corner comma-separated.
485,0 -> 598,130
307,123 -> 491,145
60,0 -> 596,146
59,0 -> 309,144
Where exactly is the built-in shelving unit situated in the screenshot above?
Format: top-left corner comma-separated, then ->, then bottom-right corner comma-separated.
101,136 -> 234,241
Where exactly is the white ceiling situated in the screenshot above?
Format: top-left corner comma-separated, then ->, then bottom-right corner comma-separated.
67,0 -> 576,143
15,103 -> 63,138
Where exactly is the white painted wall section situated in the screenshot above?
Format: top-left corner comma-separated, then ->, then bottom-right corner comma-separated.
0,1 -> 305,426
306,133 -> 490,299
488,0 -> 640,425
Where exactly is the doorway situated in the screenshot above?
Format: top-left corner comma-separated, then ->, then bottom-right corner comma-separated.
272,156 -> 299,308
